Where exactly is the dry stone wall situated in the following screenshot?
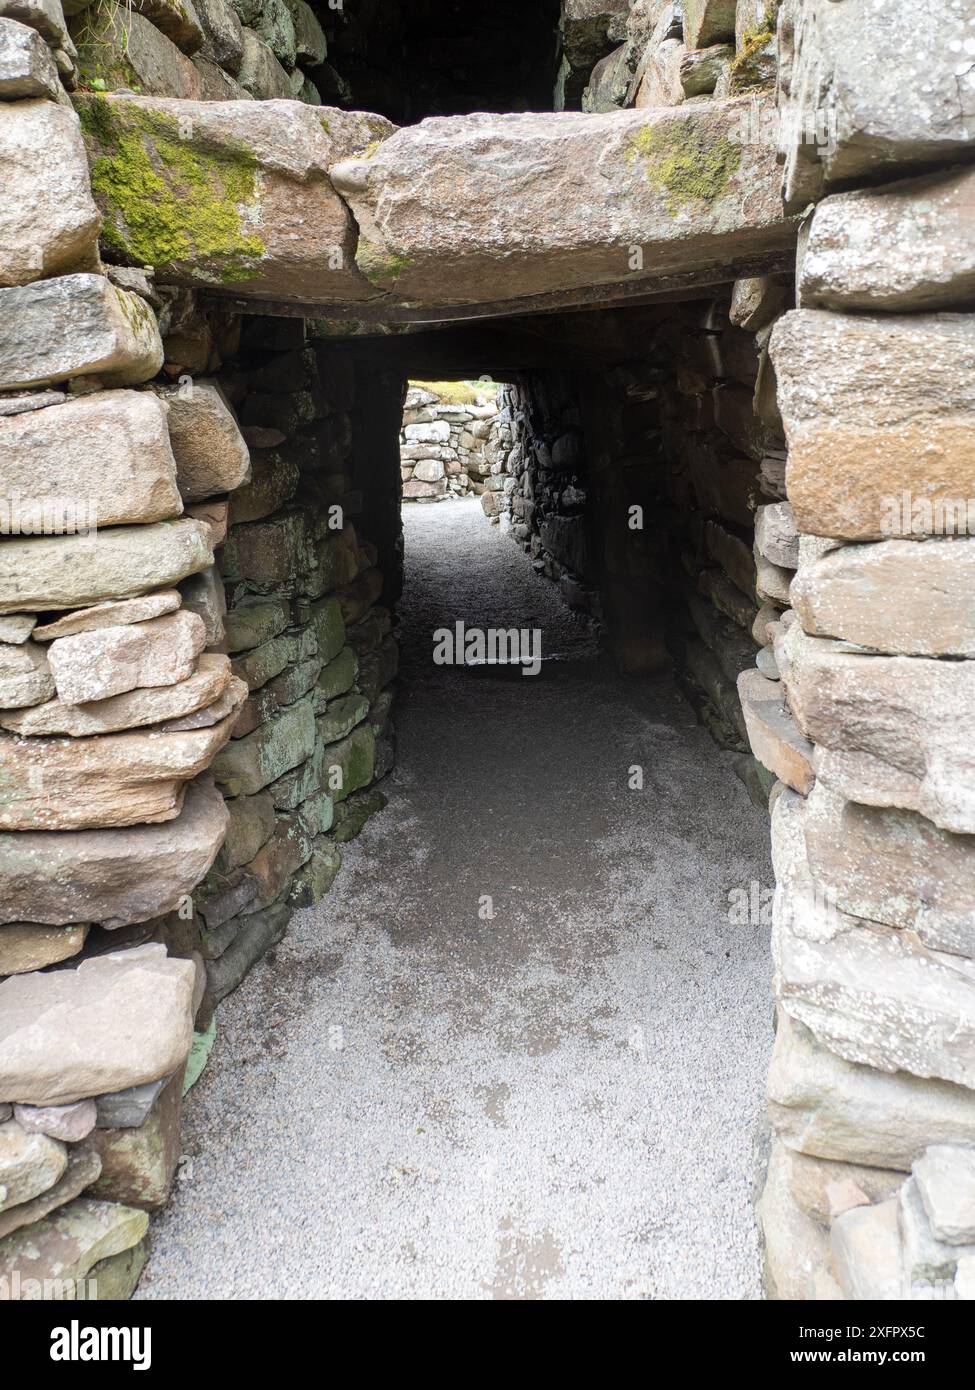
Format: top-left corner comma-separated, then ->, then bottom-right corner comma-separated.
399,385 -> 499,502
0,0 -> 396,1297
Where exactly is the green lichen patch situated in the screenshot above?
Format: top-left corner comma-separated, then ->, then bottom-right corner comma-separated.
626,119 -> 742,213
75,94 -> 266,284
355,236 -> 411,287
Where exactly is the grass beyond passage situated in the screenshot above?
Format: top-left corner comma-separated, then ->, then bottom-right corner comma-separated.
411,379 -> 497,405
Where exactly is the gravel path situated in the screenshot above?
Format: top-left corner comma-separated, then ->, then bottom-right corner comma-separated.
140,498 -> 773,1300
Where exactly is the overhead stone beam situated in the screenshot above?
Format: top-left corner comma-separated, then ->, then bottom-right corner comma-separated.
329,98 -> 797,308
73,95 -> 396,303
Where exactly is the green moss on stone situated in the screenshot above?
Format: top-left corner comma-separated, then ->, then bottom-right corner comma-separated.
356,236 -> 412,287
626,119 -> 742,212
75,95 -> 265,283
729,0 -> 780,92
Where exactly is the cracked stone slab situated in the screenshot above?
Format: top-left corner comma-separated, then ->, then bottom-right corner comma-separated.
74,95 -> 395,303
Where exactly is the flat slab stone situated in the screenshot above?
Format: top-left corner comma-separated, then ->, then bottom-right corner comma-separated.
805,781 -> 975,961
0,699 -> 241,830
331,97 -> 795,307
0,922 -> 89,974
75,94 -> 394,302
0,943 -> 195,1106
0,98 -> 100,288
14,1099 -> 96,1143
782,625 -> 975,836
799,166 -> 975,313
0,775 -> 228,929
48,609 -> 206,705
94,1076 -> 168,1130
0,390 -> 182,529
768,1013 -> 975,1172
791,538 -> 975,658
737,667 -> 814,795
90,1071 -> 181,1209
0,1196 -> 148,1290
771,309 -> 975,541
0,652 -> 236,736
0,273 -> 163,392
0,518 -> 213,614
33,590 -> 181,642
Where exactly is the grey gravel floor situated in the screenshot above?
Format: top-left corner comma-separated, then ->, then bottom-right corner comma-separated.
140,498 -> 774,1300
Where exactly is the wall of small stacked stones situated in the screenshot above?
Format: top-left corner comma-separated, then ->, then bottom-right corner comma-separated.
399,385 -> 499,502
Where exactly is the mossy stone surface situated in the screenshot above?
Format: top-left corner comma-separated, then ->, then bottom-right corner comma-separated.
75,92 -> 265,284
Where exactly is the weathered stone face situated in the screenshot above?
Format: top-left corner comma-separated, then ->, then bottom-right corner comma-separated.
791,538 -> 975,657
47,610 -> 206,705
0,697 -> 242,830
0,17 -> 59,99
799,166 -> 975,314
0,274 -> 164,391
0,1118 -> 66,1213
0,1195 -> 148,1286
0,389 -> 182,530
330,99 -> 795,308
0,640 -> 53,708
0,943 -> 195,1107
768,1014 -> 975,1172
0,775 -> 228,929
777,0 -> 975,212
0,99 -> 100,288
0,922 -> 88,975
74,95 -> 395,302
772,789 -> 975,1089
771,309 -> 975,540
737,667 -> 814,795
0,518 -> 213,613
805,782 -> 975,961
151,380 -> 251,501
783,625 -> 975,836
0,653 -> 238,737
32,591 -> 181,643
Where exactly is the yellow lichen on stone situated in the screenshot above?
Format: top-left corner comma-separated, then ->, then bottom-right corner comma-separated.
627,120 -> 742,213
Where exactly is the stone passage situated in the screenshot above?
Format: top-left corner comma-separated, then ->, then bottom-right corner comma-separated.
137,499 -> 774,1300
2,0 -> 975,1303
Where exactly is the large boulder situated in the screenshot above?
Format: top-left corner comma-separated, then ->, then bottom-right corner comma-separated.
0,943 -> 195,1106
771,309 -> 975,541
0,98 -> 100,286
0,273 -> 163,392
74,94 -> 395,301
1,653 -> 238,737
330,98 -> 795,308
0,390 -> 182,529
0,775 -> 228,929
0,518 -> 213,613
